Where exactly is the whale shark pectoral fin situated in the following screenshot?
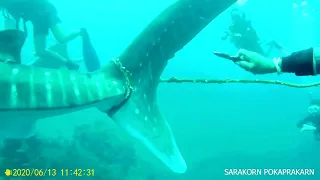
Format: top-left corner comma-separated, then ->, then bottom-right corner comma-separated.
111,91 -> 186,173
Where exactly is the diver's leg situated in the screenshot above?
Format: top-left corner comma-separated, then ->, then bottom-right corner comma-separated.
47,2 -> 99,72
33,2 -> 80,70
51,24 -> 100,72
47,43 -> 70,61
47,43 -> 83,65
50,24 -> 83,44
33,34 -> 66,65
33,26 -> 79,70
50,23 -> 101,72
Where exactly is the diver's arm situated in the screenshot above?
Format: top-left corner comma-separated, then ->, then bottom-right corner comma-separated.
277,47 -> 320,76
234,47 -> 320,75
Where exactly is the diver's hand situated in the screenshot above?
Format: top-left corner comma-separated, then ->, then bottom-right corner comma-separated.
300,124 -> 317,132
235,49 -> 277,74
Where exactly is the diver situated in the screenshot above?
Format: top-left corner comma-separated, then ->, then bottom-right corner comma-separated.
296,99 -> 320,141
0,0 -> 100,72
221,8 -> 287,57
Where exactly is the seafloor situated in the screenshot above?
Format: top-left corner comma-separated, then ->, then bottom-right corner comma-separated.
0,110 -> 157,180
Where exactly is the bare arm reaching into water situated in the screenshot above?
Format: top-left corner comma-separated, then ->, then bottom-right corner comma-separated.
228,47 -> 320,76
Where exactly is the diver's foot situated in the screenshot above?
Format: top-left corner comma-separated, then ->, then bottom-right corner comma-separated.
65,61 -> 80,71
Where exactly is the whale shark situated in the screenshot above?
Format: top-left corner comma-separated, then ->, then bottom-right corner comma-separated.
0,0 -> 236,173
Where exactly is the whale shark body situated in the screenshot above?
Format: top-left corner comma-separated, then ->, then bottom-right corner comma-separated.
0,0 -> 236,173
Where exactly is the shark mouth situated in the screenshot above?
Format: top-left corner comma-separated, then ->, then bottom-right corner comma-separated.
0,0 -> 236,174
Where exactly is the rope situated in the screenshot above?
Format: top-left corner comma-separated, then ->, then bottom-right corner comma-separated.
160,77 -> 320,88
108,57 -> 133,117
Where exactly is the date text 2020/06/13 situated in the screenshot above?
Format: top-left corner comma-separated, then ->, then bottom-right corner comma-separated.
5,168 -> 95,177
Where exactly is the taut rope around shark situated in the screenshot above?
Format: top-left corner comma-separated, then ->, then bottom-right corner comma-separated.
113,57 -> 320,90
160,77 -> 320,88
112,56 -> 320,89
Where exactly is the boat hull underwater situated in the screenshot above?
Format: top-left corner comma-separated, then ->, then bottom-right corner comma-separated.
0,0 -> 236,173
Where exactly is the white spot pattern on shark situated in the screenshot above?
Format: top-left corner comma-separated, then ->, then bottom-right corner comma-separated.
110,0 -> 237,173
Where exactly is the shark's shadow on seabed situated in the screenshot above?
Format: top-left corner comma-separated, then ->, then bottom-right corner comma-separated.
0,0 -> 236,175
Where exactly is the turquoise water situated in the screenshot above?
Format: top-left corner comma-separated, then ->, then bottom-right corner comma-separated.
0,0 -> 320,179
